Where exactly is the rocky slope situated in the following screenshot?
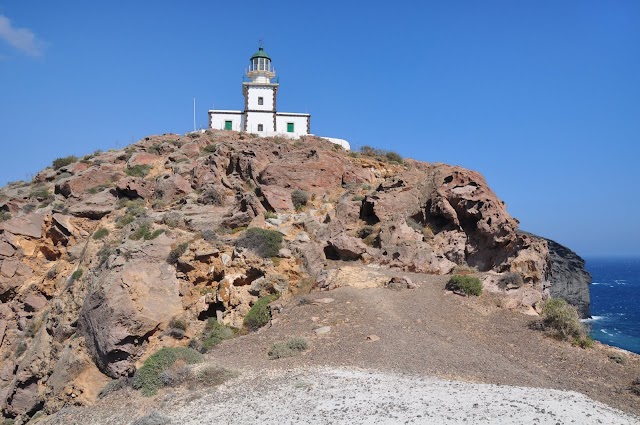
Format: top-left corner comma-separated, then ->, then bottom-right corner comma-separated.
0,130 -> 590,421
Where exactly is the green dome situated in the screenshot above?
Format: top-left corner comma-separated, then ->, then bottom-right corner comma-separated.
250,47 -> 271,60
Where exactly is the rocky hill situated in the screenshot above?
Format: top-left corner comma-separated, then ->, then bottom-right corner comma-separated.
0,130 -> 591,421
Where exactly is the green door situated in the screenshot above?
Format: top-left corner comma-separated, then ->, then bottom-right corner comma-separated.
224,121 -> 232,130
287,122 -> 294,133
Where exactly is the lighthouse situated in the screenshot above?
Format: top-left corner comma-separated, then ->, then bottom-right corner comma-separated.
209,46 -> 311,137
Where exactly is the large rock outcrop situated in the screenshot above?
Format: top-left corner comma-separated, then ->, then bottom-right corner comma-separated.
0,130 -> 591,422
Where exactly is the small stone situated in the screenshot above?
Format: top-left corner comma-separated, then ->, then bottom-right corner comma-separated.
366,334 -> 380,342
314,326 -> 331,335
311,316 -> 319,322
313,297 -> 335,304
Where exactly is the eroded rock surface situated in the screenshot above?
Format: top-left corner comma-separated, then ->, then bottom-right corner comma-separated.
0,130 -> 590,422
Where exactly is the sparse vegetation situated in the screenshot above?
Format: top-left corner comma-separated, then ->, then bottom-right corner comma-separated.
264,211 -> 277,219
499,272 -> 524,288
407,217 -> 434,240
268,336 -> 310,360
71,269 -> 83,281
631,377 -> 640,396
446,275 -> 483,296
0,211 -> 10,222
132,411 -> 172,425
29,186 -> 50,200
193,365 -> 238,387
98,377 -> 129,399
130,222 -> 164,241
359,146 -> 403,164
167,242 -> 189,264
352,195 -> 365,202
243,294 -> 279,331
162,211 -> 182,228
452,264 -> 478,275
52,155 -> 78,170
197,318 -> 237,353
609,353 -> 627,364
540,298 -> 591,347
93,227 -> 109,240
168,318 -> 187,339
201,229 -> 217,242
132,347 -> 202,396
291,189 -> 309,210
15,341 -> 28,357
200,144 -> 218,154
235,227 -> 283,258
126,164 -> 151,178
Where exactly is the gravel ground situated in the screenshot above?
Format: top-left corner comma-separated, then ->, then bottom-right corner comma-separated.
42,266 -> 640,424
165,367 -> 639,425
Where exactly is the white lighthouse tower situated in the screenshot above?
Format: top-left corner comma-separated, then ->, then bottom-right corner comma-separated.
209,46 -> 311,138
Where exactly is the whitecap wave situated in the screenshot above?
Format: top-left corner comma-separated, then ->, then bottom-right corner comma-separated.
582,316 -> 605,322
614,280 -> 628,285
591,282 -> 605,285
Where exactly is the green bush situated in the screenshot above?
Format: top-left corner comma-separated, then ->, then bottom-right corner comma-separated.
130,222 -> 163,241
200,144 -> 218,154
71,269 -> 83,281
264,211 -> 277,219
0,211 -> 11,222
385,151 -> 403,164
446,275 -> 482,296
167,242 -> 189,264
126,164 -> 151,178
29,187 -> 50,200
52,155 -> 78,170
235,227 -> 283,258
93,227 -> 109,240
541,298 -> 587,341
268,336 -> 309,360
243,294 -> 279,331
291,189 -> 309,210
199,319 -> 236,352
132,347 -> 202,396
359,146 -> 403,164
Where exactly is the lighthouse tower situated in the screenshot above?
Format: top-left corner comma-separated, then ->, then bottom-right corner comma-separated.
209,46 -> 310,137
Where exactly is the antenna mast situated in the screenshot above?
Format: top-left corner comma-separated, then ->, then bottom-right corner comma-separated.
193,98 -> 196,131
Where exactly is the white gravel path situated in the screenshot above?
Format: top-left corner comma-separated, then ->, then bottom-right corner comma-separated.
167,367 -> 640,425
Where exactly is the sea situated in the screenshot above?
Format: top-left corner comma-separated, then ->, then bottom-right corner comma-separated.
584,257 -> 640,354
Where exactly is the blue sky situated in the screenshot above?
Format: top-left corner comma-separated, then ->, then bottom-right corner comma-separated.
0,1 -> 638,256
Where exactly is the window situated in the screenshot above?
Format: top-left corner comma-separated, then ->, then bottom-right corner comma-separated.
224,121 -> 232,130
258,124 -> 264,132
258,97 -> 263,105
287,122 -> 294,133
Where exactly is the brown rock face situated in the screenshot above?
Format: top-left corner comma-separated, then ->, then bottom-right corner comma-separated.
79,237 -> 182,377
0,130 -> 590,421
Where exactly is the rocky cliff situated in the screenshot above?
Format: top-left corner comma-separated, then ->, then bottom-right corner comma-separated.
0,130 -> 590,421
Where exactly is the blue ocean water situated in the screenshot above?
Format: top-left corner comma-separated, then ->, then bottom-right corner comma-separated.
584,257 -> 640,354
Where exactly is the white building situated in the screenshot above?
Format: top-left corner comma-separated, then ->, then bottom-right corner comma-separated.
209,46 -> 310,138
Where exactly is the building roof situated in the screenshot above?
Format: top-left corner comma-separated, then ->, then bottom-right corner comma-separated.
250,47 -> 271,60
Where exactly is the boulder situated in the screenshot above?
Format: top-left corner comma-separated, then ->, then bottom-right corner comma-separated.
116,176 -> 153,199
261,186 -> 293,212
79,259 -> 182,377
68,191 -> 116,219
155,174 -> 192,203
0,213 -> 44,239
